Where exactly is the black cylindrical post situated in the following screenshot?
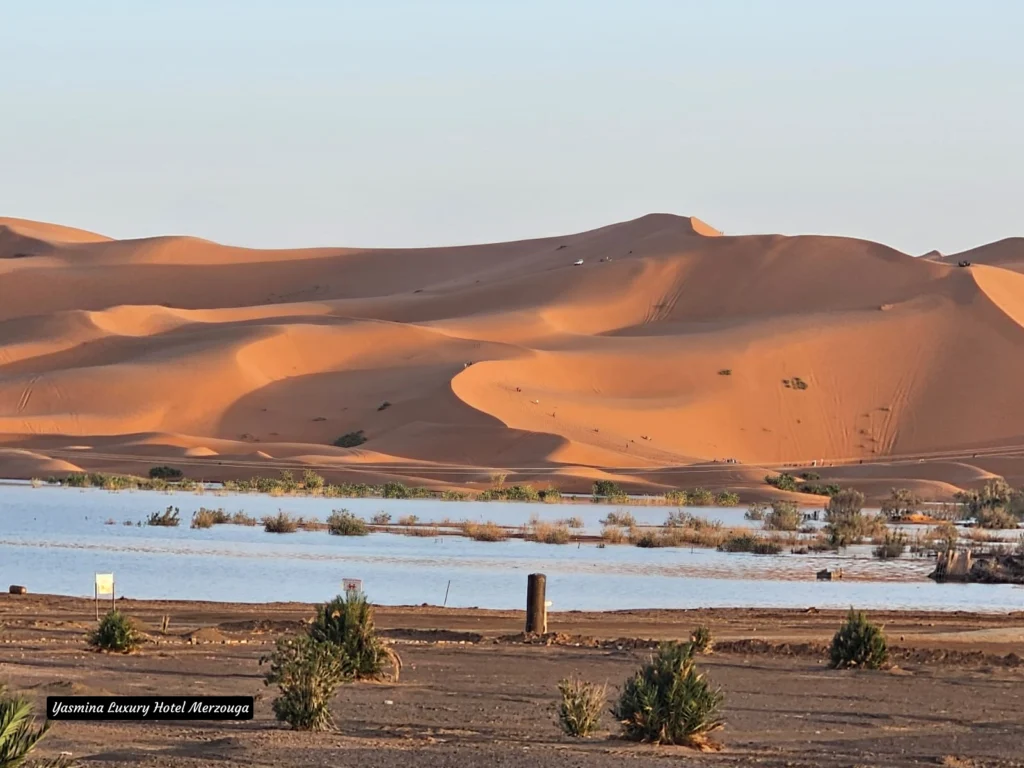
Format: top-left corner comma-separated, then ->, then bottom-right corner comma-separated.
526,573 -> 547,634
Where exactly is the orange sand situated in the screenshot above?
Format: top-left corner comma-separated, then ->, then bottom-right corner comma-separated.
3,213 -> 1024,500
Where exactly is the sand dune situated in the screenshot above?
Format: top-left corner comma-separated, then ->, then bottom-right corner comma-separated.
2,213 -> 1024,499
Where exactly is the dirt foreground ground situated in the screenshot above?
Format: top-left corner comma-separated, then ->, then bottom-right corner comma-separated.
2,595 -> 1024,767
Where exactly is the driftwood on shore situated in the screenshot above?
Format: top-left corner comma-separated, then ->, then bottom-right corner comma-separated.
930,550 -> 1024,584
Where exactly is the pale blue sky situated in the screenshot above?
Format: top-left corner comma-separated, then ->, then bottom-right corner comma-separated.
1,1 -> 1020,254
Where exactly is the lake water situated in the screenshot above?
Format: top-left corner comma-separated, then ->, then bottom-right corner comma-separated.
1,486 -> 1020,612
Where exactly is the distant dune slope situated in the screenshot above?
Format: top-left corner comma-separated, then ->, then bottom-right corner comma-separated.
2,212 -> 1024,493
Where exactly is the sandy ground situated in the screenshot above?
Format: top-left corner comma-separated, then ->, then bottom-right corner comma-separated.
2,594 -> 1024,767
4,215 -> 1024,501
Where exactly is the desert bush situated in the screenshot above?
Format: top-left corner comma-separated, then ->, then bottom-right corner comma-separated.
302,469 -> 325,492
800,471 -> 820,481
601,510 -> 636,527
370,512 -> 392,525
463,521 -> 509,542
613,641 -> 724,747
308,592 -> 401,681
873,531 -> 907,559
629,528 -> 662,548
714,491 -> 740,507
263,512 -> 299,533
0,681 -> 62,766
539,486 -> 563,503
829,609 -> 888,669
261,634 -> 347,731
326,510 -> 368,536
665,511 -> 721,531
89,609 -> 142,653
686,488 -> 714,506
744,502 -> 768,521
955,479 -> 1020,528
441,490 -> 470,501
782,376 -> 809,390
229,511 -> 258,526
799,482 -> 841,496
397,514 -> 419,526
561,516 -> 584,529
190,507 -> 230,529
927,521 -> 959,551
333,431 -> 367,448
593,480 -> 623,498
690,625 -> 713,654
146,506 -> 181,527
717,369 -> 731,376
382,481 -> 410,499
663,490 -> 688,505
528,521 -> 571,544
600,526 -> 627,544
556,678 -> 606,737
764,473 -> 798,492
718,534 -> 782,554
148,465 -> 183,481
825,489 -> 884,547
880,488 -> 922,521
763,500 -> 801,531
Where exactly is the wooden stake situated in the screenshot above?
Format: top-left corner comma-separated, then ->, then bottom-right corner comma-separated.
525,573 -> 547,634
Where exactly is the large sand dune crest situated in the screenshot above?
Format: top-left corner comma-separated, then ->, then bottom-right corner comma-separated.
2,213 -> 1024,498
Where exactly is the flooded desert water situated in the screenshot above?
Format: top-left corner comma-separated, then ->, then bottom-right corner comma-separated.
1,485 -> 1020,611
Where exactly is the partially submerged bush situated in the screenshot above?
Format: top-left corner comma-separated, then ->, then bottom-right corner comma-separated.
613,642 -> 724,748
327,510 -> 369,536
825,489 -> 885,547
261,635 -> 347,731
462,521 -> 509,542
263,512 -> 299,533
0,682 -> 59,766
744,502 -> 768,521
717,534 -> 782,555
880,488 -> 922,521
690,625 -> 713,654
829,609 -> 888,670
146,506 -> 181,527
601,510 -> 636,527
600,526 -> 627,544
308,592 -> 401,681
872,531 -> 907,560
89,609 -> 142,653
764,500 -> 801,531
561,516 -> 584,529
191,507 -> 230,529
528,521 -> 571,544
686,488 -> 714,506
370,512 -> 392,525
556,677 -> 606,737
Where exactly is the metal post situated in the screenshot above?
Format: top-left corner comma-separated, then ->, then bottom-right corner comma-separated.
525,573 -> 547,634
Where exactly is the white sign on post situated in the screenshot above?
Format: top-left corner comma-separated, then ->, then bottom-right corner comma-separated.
342,578 -> 362,595
94,573 -> 115,620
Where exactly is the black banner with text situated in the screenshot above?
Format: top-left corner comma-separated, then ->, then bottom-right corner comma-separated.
47,696 -> 254,721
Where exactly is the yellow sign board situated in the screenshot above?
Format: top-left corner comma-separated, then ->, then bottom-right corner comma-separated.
95,573 -> 114,595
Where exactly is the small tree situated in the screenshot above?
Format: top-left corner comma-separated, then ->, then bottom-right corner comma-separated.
556,678 -> 606,737
764,500 -> 801,531
829,609 -> 888,669
880,488 -> 921,521
690,625 -> 713,654
302,469 -> 325,492
956,480 -> 1020,528
872,530 -> 907,559
613,642 -> 724,749
825,489 -> 883,547
326,510 -> 369,536
261,635 -> 346,731
89,609 -> 142,653
0,682 -> 65,767
308,593 -> 401,681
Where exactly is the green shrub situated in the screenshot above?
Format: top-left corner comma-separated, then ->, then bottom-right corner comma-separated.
146,506 -> 181,527
556,678 -> 606,737
382,481 -> 410,499
872,531 -> 907,559
263,512 -> 299,533
765,473 -> 798,492
690,625 -> 713,654
800,471 -> 820,481
714,491 -> 740,507
764,500 -> 801,531
441,490 -> 469,501
302,469 -> 325,492
681,488 -> 710,506
89,609 -> 142,653
613,642 -> 724,747
825,489 -> 884,546
261,635 -> 347,731
308,593 -> 401,681
148,465 -> 183,481
663,490 -> 688,505
718,534 -> 782,554
829,609 -> 888,669
326,510 -> 368,536
539,487 -> 563,503
593,480 -> 623,498
799,483 -> 842,496
191,507 -> 230,529
0,682 -> 61,766
333,431 -> 367,448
